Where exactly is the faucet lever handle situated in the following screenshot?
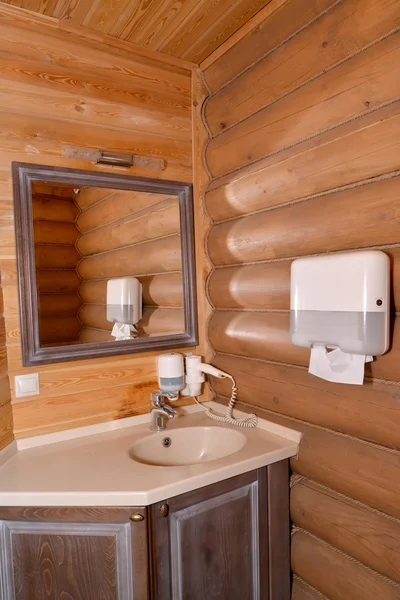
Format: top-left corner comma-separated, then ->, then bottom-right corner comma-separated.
150,390 -> 177,431
151,390 -> 164,407
151,390 -> 178,406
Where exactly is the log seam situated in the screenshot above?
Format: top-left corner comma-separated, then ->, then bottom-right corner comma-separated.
206,0 -> 345,98
292,528 -> 400,589
78,270 -> 183,280
292,575 -> 328,599
209,168 -> 400,225
290,473 -> 304,488
199,68 -> 213,189
77,232 -> 179,258
36,267 -> 82,272
199,71 -> 213,144
35,242 -> 80,248
198,68 -> 219,358
211,239 -> 400,268
291,475 -> 400,527
76,197 -> 177,234
77,189 -> 138,215
36,291 -> 82,296
209,306 -> 400,316
216,394 -> 400,455
291,525 -> 301,537
80,303 -> 183,310
80,326 -> 111,334
207,93 -> 400,182
213,350 -> 400,388
208,24 -> 400,139
210,307 -> 290,313
34,219 -> 79,229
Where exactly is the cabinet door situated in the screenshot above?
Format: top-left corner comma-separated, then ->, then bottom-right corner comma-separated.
150,464 -> 289,600
0,507 -> 149,600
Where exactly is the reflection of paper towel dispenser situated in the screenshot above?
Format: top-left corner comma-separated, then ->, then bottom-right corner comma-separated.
290,251 -> 390,385
107,277 -> 142,340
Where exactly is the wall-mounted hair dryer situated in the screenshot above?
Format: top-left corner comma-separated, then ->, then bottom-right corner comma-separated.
156,352 -> 257,428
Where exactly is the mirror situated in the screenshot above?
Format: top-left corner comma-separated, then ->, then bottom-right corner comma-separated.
13,163 -> 198,366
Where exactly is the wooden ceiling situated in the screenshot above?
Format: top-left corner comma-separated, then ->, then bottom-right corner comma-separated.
0,0 -> 275,64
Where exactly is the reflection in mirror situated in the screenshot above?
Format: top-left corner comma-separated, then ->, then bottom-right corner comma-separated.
13,164 -> 197,366
32,183 -> 184,346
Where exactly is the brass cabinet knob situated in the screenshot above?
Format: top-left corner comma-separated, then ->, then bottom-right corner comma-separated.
130,513 -> 145,522
160,504 -> 169,518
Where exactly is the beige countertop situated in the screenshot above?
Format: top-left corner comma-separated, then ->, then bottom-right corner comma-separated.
0,403 -> 301,506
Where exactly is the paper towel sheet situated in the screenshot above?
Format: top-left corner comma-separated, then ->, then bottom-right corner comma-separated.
309,346 -> 373,385
111,322 -> 137,340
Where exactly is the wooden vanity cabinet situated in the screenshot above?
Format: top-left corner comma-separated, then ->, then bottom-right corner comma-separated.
0,506 -> 149,600
149,461 -> 290,600
0,461 -> 290,600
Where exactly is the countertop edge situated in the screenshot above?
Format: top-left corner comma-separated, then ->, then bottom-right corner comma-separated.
0,443 -> 298,507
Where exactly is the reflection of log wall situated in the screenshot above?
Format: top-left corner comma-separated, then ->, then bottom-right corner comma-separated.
76,188 -> 183,342
203,1 -> 400,597
32,187 -> 83,344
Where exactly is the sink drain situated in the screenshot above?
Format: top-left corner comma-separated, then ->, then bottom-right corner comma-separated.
162,437 -> 172,448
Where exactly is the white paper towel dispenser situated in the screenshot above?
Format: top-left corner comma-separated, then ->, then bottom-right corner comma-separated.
290,251 -> 390,384
107,277 -> 142,340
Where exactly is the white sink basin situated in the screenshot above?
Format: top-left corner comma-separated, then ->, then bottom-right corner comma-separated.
129,426 -> 247,467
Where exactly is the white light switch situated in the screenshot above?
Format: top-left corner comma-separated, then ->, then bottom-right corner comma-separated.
15,373 -> 40,397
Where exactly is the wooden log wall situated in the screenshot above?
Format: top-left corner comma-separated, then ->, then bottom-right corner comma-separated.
75,188 -> 184,340
203,0 -> 400,597
32,184 -> 83,345
0,4 -> 210,442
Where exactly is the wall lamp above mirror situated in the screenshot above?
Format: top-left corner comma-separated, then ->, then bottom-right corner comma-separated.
12,163 -> 198,366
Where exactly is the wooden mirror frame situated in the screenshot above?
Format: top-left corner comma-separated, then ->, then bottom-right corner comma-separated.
12,163 -> 198,366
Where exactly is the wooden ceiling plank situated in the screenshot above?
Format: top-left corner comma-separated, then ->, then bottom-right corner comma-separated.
160,0 -> 239,58
147,0 -> 203,50
145,0 -> 202,52
59,24 -> 195,73
200,0 -> 287,70
126,0 -> 181,47
23,0 -> 42,11
196,0 -> 279,61
79,0 -> 103,27
39,0 -> 59,16
0,0 -> 283,64
109,0 -> 169,42
51,0 -> 93,24
82,0 -> 132,34
186,0 -> 276,63
160,0 -> 274,62
107,0 -> 146,39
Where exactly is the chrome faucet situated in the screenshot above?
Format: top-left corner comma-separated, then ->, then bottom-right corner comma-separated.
150,390 -> 177,431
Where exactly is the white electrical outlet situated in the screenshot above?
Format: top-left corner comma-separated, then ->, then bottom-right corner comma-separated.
15,373 -> 40,397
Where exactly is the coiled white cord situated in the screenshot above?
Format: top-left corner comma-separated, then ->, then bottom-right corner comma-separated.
193,374 -> 258,428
